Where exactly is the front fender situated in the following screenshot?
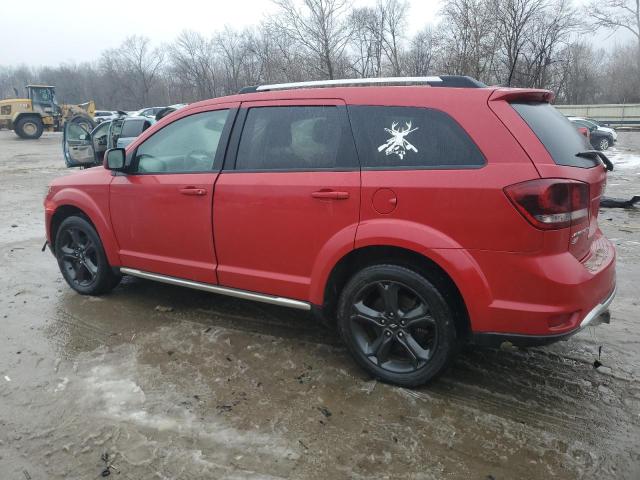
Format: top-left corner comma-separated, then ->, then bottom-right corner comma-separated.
46,187 -> 121,266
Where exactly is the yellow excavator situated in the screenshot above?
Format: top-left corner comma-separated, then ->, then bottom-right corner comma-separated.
0,85 -> 95,139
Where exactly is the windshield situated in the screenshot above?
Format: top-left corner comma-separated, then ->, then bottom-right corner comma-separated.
512,102 -> 598,168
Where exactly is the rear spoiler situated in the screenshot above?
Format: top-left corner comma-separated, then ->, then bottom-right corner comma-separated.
489,88 -> 555,103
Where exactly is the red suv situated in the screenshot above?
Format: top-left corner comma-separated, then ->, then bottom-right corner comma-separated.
46,76 -> 616,386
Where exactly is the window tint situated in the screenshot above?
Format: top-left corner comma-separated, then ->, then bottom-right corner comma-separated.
121,119 -> 149,138
511,102 -> 598,168
134,110 -> 229,173
235,106 -> 355,170
348,106 -> 485,169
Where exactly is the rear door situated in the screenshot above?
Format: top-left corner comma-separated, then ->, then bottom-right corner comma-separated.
213,99 -> 360,301
109,104 -> 237,283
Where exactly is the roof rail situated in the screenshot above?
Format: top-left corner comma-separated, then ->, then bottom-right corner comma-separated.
238,75 -> 485,94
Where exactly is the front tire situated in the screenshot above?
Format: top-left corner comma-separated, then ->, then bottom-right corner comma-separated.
54,216 -> 121,295
337,264 -> 458,387
14,116 -> 43,139
597,137 -> 610,151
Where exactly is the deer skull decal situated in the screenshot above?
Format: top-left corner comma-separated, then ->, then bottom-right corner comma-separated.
377,121 -> 419,160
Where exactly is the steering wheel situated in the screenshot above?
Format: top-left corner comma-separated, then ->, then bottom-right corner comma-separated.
185,150 -> 212,170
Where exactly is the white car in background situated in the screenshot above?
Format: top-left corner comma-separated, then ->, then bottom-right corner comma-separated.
129,107 -> 165,119
568,116 -> 617,143
93,110 -> 118,124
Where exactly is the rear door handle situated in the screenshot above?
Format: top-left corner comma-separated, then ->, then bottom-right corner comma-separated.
179,187 -> 207,196
311,190 -> 350,200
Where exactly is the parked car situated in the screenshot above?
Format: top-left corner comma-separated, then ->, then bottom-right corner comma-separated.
63,116 -> 153,167
93,110 -> 115,124
569,117 -> 615,150
48,76 -> 616,387
129,107 -> 165,119
584,117 -> 618,142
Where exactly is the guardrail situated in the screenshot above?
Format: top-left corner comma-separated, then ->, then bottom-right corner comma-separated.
554,104 -> 640,127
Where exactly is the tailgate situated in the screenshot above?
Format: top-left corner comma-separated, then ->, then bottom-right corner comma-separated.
488,90 -> 609,260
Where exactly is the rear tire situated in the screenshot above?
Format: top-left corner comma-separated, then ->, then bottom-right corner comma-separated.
337,264 -> 458,387
54,216 -> 121,295
14,116 -> 43,139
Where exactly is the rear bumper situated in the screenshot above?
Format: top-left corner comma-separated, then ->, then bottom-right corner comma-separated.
472,285 -> 616,347
460,231 -> 616,338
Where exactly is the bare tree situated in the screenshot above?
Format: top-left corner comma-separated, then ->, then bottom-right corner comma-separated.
101,36 -> 165,107
494,0 -> 546,86
589,0 -> 640,68
271,0 -> 353,79
380,0 -> 409,76
404,26 -> 440,76
169,31 -> 218,101
439,0 -> 499,80
348,7 -> 384,77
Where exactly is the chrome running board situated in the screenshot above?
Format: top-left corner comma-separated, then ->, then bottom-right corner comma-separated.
119,267 -> 311,311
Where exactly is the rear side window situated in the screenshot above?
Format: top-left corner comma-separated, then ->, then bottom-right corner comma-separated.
348,106 -> 485,169
511,102 -> 597,168
235,106 -> 357,170
121,119 -> 149,138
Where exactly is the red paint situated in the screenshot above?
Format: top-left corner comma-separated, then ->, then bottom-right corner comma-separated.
45,84 -> 616,341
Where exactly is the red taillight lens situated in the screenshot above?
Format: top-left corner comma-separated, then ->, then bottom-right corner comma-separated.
504,179 -> 589,230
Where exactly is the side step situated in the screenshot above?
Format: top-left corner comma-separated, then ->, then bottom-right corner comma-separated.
119,267 -> 311,311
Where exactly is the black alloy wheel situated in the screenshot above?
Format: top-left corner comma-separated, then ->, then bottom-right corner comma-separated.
54,216 -> 121,295
338,264 -> 457,387
349,280 -> 437,373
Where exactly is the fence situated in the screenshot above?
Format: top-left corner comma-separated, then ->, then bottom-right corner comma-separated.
554,104 -> 640,127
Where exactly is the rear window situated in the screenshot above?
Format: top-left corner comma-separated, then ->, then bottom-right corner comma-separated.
348,106 -> 485,169
511,102 -> 598,168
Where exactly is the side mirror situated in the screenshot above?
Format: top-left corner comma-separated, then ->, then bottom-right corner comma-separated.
104,148 -> 126,171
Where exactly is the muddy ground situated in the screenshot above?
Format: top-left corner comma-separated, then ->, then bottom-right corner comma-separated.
0,129 -> 639,479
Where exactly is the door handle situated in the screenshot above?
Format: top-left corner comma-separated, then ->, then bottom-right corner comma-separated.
311,190 -> 350,200
179,187 -> 207,196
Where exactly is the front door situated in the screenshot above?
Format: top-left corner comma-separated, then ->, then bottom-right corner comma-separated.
63,122 -> 95,167
213,100 -> 361,301
109,105 -> 237,284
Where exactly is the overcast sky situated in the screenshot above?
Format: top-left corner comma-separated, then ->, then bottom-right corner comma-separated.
0,0 -> 632,66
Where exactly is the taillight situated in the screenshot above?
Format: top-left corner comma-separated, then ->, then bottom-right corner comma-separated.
504,179 -> 589,230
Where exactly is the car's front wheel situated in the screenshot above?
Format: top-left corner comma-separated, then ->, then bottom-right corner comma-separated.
597,137 -> 610,151
54,216 -> 121,295
337,264 -> 458,387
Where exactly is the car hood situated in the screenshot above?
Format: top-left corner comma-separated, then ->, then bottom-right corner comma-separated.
49,164 -> 109,187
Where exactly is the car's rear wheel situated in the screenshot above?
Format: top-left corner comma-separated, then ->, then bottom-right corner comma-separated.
337,264 -> 457,387
597,137 -> 610,151
54,216 -> 121,295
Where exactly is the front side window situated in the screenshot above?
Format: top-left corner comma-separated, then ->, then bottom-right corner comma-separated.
348,106 -> 485,169
235,106 -> 356,170
133,110 -> 229,173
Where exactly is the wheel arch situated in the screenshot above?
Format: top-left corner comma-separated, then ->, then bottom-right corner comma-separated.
316,245 -> 478,341
13,112 -> 43,125
48,191 -> 121,266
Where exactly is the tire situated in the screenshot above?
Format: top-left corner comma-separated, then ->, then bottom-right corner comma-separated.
14,116 -> 43,139
597,137 -> 610,151
337,264 -> 458,387
54,216 -> 121,295
69,115 -> 95,132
